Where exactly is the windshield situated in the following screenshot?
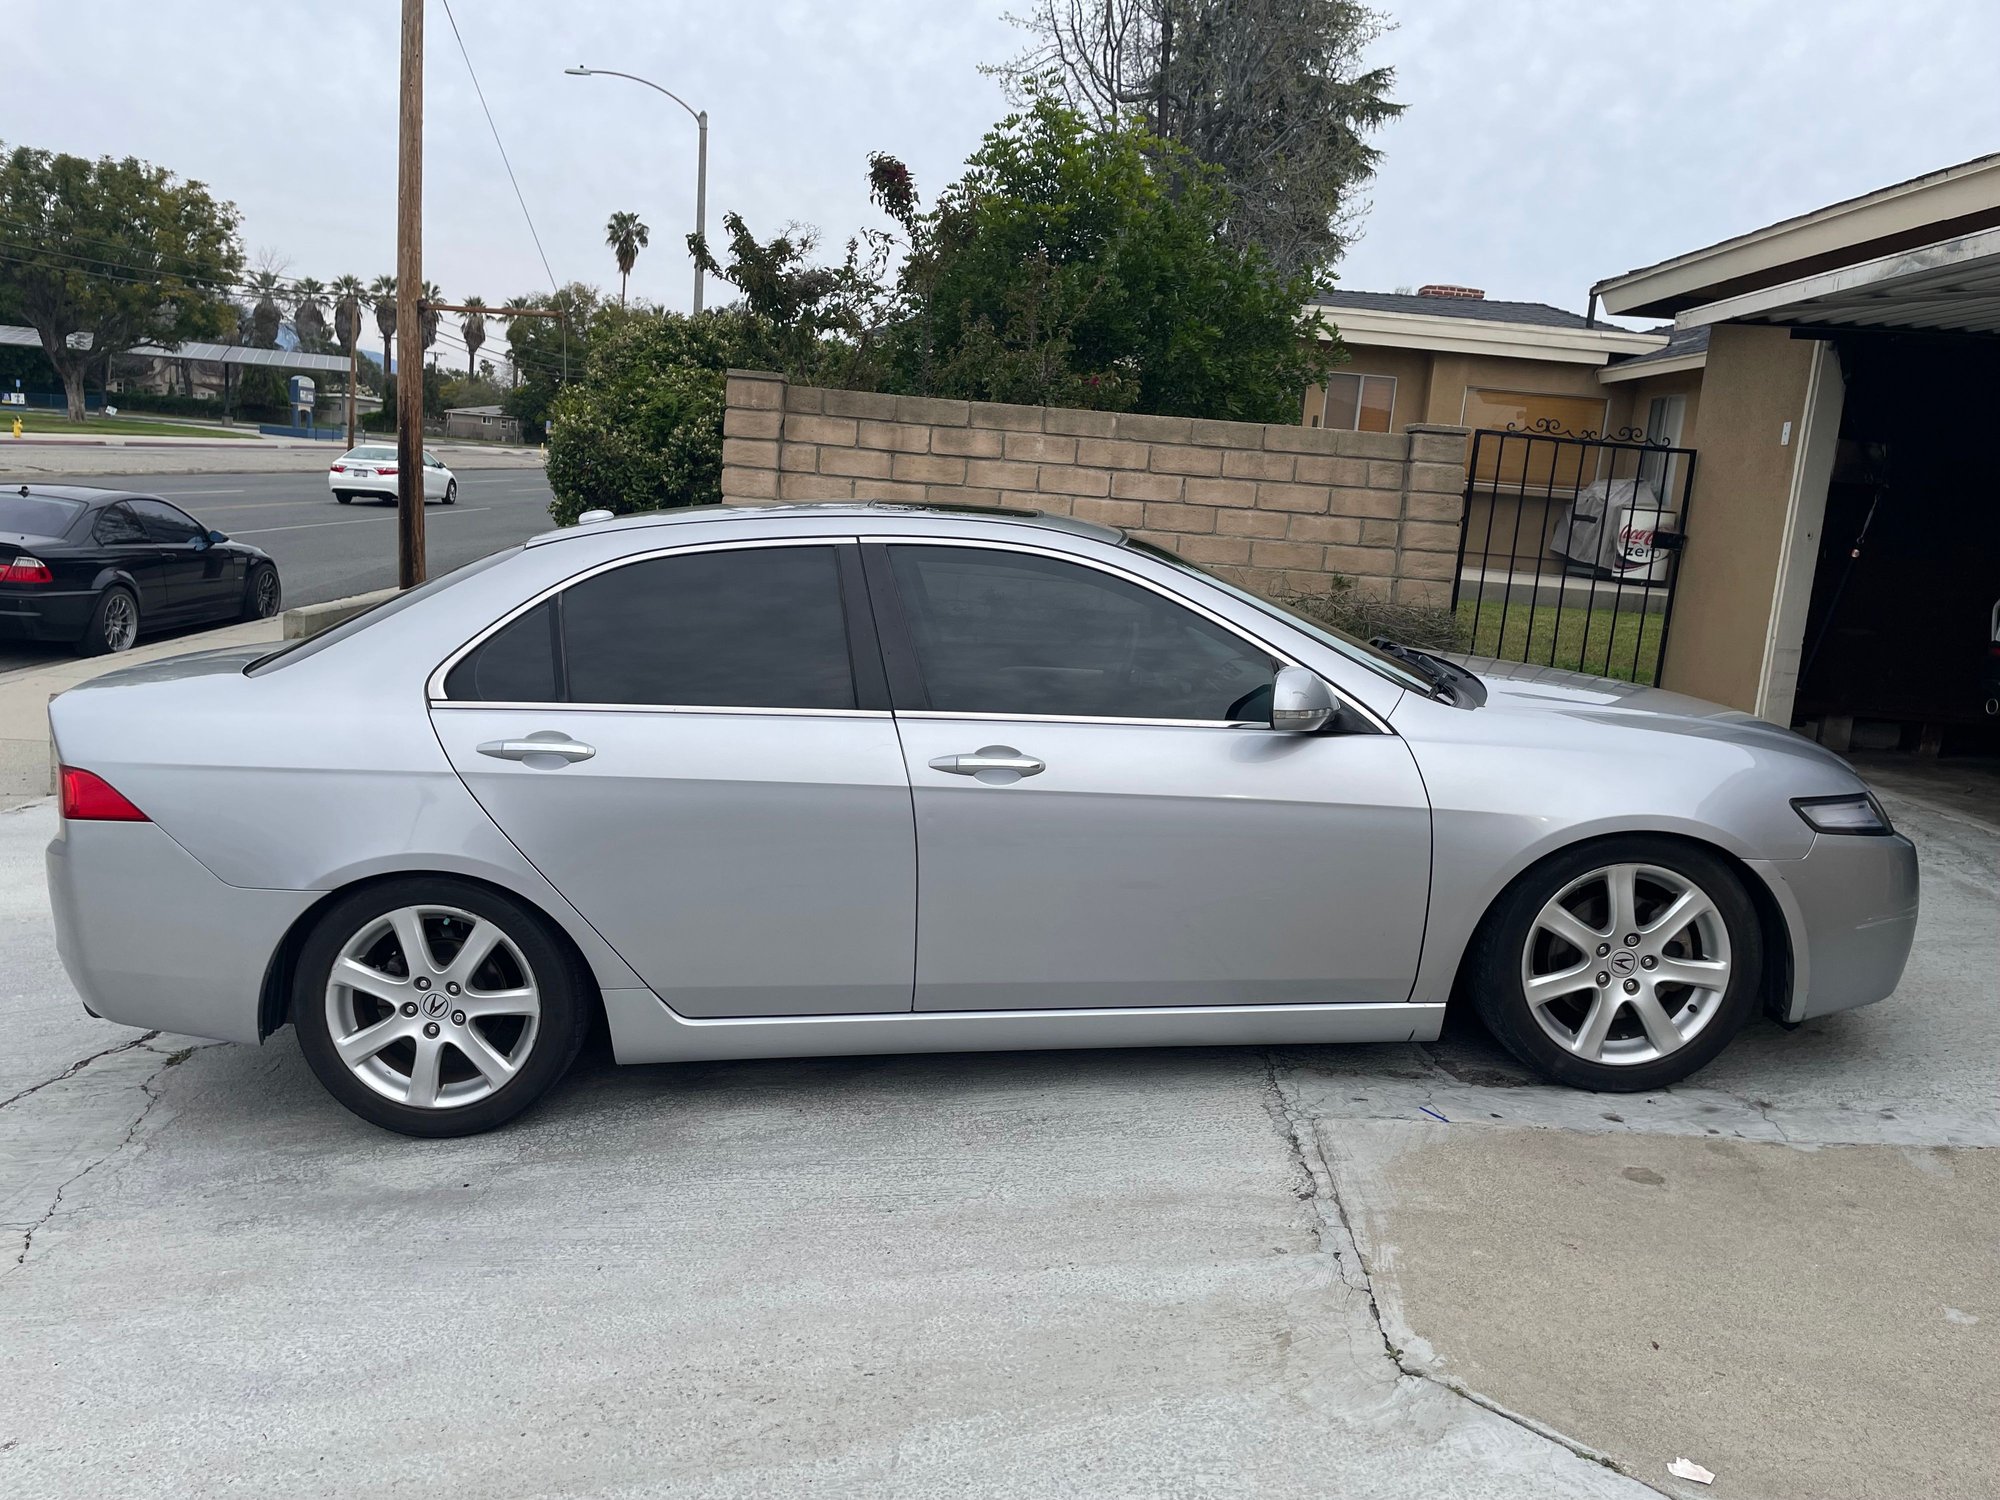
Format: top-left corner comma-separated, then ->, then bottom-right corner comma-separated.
1123,537 -> 1436,695
245,548 -> 519,675
0,493 -> 85,537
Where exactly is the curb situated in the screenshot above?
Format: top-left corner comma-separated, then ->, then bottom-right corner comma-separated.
282,588 -> 399,639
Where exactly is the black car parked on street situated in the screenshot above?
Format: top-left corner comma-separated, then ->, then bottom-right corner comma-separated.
0,485 -> 282,655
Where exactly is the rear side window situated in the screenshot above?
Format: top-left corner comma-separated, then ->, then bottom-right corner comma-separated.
93,504 -> 147,546
445,545 -> 855,710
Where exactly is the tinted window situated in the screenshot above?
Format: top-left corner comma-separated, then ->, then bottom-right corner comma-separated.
0,493 -> 84,537
92,503 -> 147,547
562,546 -> 854,709
349,447 -> 396,461
128,499 -> 203,545
443,600 -> 558,702
890,546 -> 1275,721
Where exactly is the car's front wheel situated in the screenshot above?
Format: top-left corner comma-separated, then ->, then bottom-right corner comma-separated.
1469,837 -> 1763,1092
292,878 -> 590,1136
242,562 -> 281,621
443,479 -> 457,505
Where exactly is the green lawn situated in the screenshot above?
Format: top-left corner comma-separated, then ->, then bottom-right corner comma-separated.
7,410 -> 256,440
1457,598 -> 1666,686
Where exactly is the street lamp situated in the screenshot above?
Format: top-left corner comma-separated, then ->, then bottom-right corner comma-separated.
566,65 -> 709,314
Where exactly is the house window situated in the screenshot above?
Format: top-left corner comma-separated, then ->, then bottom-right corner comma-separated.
1638,393 -> 1688,494
1319,372 -> 1395,432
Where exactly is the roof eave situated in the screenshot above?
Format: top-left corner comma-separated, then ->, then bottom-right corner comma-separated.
1306,306 -> 1666,366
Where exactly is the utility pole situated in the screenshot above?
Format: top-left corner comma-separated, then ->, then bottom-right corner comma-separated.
395,0 -> 427,588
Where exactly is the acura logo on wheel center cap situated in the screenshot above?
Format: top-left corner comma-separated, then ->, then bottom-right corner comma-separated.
1610,951 -> 1639,977
422,992 -> 451,1019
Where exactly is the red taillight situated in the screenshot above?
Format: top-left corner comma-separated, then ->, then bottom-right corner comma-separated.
0,554 -> 53,585
330,462 -> 346,473
379,465 -> 398,476
60,768 -> 149,822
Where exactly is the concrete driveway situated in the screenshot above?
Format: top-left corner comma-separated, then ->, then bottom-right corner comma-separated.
1,765 -> 1994,1499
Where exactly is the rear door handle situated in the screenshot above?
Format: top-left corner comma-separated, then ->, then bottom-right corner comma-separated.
477,733 -> 596,765
928,746 -> 1045,778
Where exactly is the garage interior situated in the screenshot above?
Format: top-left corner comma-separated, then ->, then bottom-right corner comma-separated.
1795,333 -> 2000,757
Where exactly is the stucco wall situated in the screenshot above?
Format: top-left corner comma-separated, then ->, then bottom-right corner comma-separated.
722,370 -> 1469,606
1656,324 -> 1819,709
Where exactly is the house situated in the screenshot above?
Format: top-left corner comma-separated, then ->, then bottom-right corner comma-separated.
443,404 -> 522,442
1592,150 -> 2000,746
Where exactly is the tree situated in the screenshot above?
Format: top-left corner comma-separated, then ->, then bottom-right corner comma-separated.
245,267 -> 285,348
0,144 -> 242,419
418,279 -> 443,367
991,1 -> 1402,279
368,273 -> 396,379
330,274 -> 366,356
500,282 -> 597,440
460,294 -> 487,376
605,211 -> 649,306
291,276 -> 328,352
885,97 -> 1332,419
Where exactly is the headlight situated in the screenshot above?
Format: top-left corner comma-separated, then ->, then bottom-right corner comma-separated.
1792,793 -> 1893,835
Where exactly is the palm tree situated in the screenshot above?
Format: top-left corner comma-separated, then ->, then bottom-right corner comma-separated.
330,275 -> 367,356
291,277 -> 329,352
419,280 -> 444,368
368,274 -> 397,379
605,211 -> 649,306
460,295 -> 487,376
500,294 -> 539,386
246,269 -> 285,349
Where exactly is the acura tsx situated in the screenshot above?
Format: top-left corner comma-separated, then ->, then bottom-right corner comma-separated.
45,504 -> 1919,1136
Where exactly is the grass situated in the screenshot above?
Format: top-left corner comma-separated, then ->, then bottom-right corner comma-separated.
6,410 -> 256,440
1456,598 -> 1666,686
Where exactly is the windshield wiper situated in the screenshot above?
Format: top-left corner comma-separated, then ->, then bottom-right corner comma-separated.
1369,637 -> 1487,705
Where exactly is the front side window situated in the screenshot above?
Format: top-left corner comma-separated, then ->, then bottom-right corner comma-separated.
889,546 -> 1275,721
445,545 -> 855,710
128,499 -> 204,545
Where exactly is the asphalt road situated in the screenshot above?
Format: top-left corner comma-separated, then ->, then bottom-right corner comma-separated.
0,467 -> 555,673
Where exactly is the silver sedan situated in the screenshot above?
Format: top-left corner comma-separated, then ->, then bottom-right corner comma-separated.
46,505 -> 1919,1136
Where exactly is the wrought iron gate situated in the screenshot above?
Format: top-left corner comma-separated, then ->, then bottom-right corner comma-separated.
1451,422 -> 1697,686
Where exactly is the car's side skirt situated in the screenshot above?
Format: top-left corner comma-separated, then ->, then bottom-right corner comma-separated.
601,990 -> 1446,1065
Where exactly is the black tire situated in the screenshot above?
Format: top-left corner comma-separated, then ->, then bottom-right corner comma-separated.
443,479 -> 457,505
334,490 -> 354,504
242,562 -> 281,621
1467,836 -> 1764,1093
292,877 -> 592,1137
75,583 -> 139,656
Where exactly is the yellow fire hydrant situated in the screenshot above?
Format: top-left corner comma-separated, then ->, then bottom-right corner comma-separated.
10,417 -> 21,439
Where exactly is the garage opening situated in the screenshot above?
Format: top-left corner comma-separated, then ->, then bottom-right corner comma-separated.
1793,334 -> 2000,756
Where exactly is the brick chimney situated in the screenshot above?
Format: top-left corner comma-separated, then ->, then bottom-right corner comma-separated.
1416,284 -> 1485,300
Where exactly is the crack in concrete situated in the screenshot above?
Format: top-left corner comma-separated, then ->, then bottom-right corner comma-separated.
0,1030 -> 161,1113
1259,1049 -> 1673,1497
7,1041 -> 209,1273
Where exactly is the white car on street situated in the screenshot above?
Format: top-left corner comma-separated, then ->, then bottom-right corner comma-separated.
328,445 -> 458,506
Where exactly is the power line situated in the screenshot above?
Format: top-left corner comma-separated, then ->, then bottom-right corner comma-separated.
437,0 -> 559,296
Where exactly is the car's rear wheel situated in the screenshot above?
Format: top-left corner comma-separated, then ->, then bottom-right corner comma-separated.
292,878 -> 590,1137
242,562 -> 281,621
76,584 -> 139,656
334,490 -> 353,504
1469,837 -> 1763,1092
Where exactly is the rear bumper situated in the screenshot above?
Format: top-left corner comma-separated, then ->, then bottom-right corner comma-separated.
0,588 -> 94,641
1752,831 -> 1920,1022
329,474 -> 398,497
47,819 -> 317,1044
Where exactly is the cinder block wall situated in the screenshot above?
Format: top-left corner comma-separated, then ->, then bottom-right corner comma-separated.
722,369 -> 1468,605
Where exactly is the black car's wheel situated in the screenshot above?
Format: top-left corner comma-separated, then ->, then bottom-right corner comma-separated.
334,491 -> 353,505
292,877 -> 591,1137
75,584 -> 139,657
1467,836 -> 1763,1092
243,562 -> 282,621
443,479 -> 457,505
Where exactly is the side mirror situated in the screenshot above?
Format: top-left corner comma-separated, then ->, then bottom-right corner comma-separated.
1271,665 -> 1336,732
205,529 -> 228,546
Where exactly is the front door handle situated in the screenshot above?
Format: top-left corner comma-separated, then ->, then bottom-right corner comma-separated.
477,732 -> 596,765
928,745 -> 1045,780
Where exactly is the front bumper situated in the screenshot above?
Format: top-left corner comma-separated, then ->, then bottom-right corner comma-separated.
48,819 -> 318,1044
1752,830 -> 1920,1022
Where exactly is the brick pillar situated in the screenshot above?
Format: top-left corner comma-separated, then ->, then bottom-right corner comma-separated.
721,369 -> 788,504
1393,423 -> 1470,606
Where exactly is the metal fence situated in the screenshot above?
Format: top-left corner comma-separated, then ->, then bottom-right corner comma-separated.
1451,422 -> 1697,685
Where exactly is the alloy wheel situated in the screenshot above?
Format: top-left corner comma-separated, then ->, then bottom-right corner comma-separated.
324,904 -> 542,1109
1519,862 -> 1732,1065
253,568 -> 281,617
101,591 -> 137,651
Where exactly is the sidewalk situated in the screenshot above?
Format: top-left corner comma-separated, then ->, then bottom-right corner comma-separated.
0,618 -> 284,806
1,441 -> 546,479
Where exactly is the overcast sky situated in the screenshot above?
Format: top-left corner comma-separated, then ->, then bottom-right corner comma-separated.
8,1 -> 1999,339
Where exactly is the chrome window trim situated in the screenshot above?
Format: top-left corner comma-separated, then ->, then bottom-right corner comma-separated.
895,709 -> 1261,731
426,535 -> 862,707
430,701 -> 891,720
871,533 -> 1394,735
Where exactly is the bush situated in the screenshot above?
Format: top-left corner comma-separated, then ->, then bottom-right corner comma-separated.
1278,576 -> 1466,652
